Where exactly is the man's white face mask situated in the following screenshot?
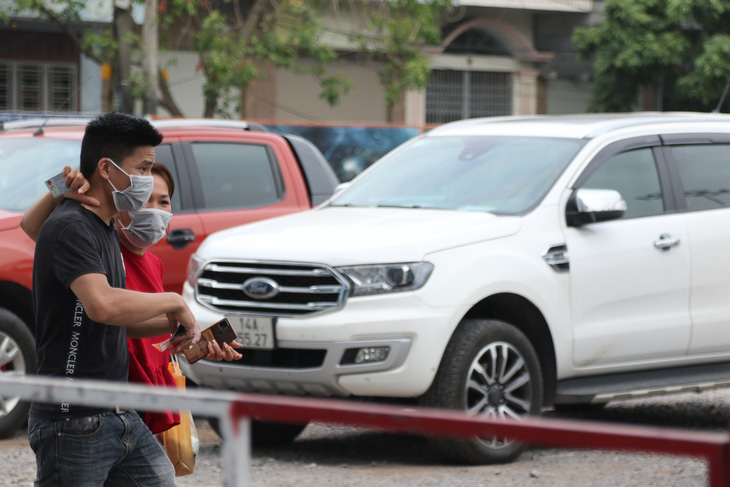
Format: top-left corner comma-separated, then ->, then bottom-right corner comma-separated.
120,208 -> 172,249
107,158 -> 154,212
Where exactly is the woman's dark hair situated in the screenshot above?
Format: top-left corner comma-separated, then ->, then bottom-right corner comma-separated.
80,112 -> 163,179
151,163 -> 175,199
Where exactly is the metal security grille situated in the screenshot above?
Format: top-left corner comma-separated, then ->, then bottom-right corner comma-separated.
0,61 -> 77,111
19,65 -> 41,111
196,261 -> 349,317
49,66 -> 75,111
426,70 -> 512,124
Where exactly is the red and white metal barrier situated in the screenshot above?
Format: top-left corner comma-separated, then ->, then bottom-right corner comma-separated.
1,374 -> 729,486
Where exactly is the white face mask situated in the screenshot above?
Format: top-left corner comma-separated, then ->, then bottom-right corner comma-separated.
120,208 -> 172,249
107,158 -> 154,212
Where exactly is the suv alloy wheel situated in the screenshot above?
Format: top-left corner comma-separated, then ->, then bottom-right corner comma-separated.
420,319 -> 543,464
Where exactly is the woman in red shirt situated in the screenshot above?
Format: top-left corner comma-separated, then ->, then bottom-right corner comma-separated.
21,164 -> 242,434
118,164 -> 241,432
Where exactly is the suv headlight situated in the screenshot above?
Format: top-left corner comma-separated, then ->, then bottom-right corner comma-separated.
336,262 -> 434,296
186,254 -> 204,288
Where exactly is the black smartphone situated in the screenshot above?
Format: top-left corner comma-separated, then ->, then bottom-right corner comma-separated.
183,318 -> 237,364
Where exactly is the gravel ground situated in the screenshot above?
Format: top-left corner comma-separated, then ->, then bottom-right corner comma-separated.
4,389 -> 730,487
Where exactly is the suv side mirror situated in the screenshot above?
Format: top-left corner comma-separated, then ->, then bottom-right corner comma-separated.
566,188 -> 627,227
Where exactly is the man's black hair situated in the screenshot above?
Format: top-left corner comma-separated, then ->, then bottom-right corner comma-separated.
80,112 -> 163,179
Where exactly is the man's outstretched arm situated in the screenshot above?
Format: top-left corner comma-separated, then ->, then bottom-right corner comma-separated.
70,273 -> 200,342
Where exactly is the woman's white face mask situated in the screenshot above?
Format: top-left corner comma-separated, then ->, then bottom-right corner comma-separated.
120,208 -> 172,248
107,158 -> 154,212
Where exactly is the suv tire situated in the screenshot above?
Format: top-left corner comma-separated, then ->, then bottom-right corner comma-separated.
208,417 -> 308,447
250,420 -> 308,447
420,318 -> 543,464
0,309 -> 35,438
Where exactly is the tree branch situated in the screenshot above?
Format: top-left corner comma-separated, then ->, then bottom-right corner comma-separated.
31,0 -> 105,65
232,0 -> 245,30
240,0 -> 269,42
158,69 -> 184,117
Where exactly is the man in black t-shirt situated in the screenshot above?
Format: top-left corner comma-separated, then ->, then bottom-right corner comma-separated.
28,113 -> 200,487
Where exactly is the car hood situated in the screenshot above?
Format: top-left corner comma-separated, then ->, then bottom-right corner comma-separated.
197,207 -> 521,266
0,210 -> 22,232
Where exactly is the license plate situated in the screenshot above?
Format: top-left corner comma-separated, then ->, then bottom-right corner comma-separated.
227,315 -> 275,350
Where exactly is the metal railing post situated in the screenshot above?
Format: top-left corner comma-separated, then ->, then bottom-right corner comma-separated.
219,410 -> 250,487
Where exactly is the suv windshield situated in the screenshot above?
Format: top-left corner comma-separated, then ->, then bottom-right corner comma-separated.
0,138 -> 81,212
330,135 -> 585,214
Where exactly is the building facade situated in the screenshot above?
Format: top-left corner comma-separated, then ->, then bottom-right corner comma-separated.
1,0 -> 599,124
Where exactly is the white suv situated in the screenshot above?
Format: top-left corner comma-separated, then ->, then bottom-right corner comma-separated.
182,113 -> 730,463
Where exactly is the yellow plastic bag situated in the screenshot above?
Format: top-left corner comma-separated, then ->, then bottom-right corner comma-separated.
160,357 -> 198,477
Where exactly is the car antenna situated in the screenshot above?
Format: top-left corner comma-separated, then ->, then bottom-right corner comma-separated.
33,118 -> 51,136
33,90 -> 76,136
712,82 -> 730,113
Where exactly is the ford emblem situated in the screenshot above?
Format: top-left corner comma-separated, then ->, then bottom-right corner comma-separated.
242,277 -> 280,300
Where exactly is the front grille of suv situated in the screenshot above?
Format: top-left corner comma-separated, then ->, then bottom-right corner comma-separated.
196,260 -> 348,317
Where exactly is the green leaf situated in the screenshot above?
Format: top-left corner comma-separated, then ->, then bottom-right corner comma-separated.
572,0 -> 730,112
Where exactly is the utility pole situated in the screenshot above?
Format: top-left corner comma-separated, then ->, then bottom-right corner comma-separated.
143,0 -> 158,115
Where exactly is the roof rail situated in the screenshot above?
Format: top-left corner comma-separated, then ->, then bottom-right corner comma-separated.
1,117 -> 270,133
1,118 -> 92,131
150,118 -> 268,132
428,115 -> 539,135
581,112 -> 730,139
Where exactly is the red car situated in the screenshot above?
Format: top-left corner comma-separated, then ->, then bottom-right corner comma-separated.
0,118 -> 338,436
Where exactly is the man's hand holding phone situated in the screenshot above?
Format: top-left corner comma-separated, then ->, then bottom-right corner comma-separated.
166,299 -> 201,351
153,314 -> 200,353
166,320 -> 191,351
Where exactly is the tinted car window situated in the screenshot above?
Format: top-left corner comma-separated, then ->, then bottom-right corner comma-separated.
190,143 -> 282,210
581,148 -> 663,219
670,144 -> 730,211
0,138 -> 80,212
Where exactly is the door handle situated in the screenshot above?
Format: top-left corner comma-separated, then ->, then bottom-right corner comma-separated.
654,234 -> 680,252
167,228 -> 196,249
